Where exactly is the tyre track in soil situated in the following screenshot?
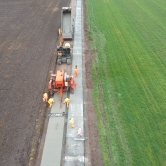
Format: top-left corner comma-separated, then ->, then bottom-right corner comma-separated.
0,0 -> 68,165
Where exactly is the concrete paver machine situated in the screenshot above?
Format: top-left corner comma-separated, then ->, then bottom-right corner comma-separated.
48,70 -> 76,106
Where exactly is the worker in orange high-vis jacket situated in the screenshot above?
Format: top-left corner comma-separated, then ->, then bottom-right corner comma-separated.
48,98 -> 54,108
63,98 -> 70,108
43,92 -> 48,102
69,118 -> 74,128
74,65 -> 78,77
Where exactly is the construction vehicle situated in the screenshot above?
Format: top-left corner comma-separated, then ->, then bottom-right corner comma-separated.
61,7 -> 74,40
48,70 -> 76,107
57,44 -> 71,65
57,29 -> 71,65
56,7 -> 73,65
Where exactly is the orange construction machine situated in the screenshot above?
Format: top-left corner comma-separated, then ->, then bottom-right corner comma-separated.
48,70 -> 76,106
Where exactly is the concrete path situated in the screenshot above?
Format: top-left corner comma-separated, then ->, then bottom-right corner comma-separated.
64,0 -> 84,165
40,92 -> 67,166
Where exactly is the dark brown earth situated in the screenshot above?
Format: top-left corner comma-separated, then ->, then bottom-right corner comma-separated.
0,0 -> 69,166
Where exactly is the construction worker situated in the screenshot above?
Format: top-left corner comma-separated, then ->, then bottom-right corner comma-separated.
74,65 -> 78,77
49,71 -> 56,80
43,92 -> 48,102
69,118 -> 74,128
49,71 -> 53,78
77,128 -> 82,137
48,98 -> 54,108
63,98 -> 70,108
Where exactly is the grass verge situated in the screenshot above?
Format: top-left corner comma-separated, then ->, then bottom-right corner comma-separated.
85,0 -> 166,165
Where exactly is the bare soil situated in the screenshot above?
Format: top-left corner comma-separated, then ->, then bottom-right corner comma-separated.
0,0 -> 69,166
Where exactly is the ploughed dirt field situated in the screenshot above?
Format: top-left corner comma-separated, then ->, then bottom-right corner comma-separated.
0,0 -> 69,165
0,0 -> 103,166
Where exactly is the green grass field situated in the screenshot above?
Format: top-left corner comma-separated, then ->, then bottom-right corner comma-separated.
85,0 -> 166,165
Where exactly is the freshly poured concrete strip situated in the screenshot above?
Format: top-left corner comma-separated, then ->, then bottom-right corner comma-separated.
40,92 -> 67,166
64,0 -> 84,165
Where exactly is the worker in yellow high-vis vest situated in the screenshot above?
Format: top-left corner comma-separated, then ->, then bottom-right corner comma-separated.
69,118 -> 74,128
43,92 -> 48,102
48,98 -> 54,108
63,98 -> 70,108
